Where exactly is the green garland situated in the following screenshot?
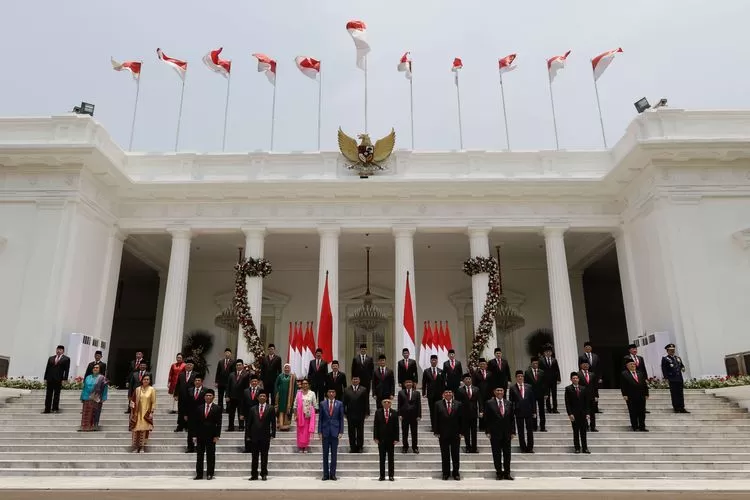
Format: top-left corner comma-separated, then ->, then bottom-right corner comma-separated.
234,257 -> 273,365
463,256 -> 500,369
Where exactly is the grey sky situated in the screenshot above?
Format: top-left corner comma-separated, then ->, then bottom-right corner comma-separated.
3,0 -> 748,153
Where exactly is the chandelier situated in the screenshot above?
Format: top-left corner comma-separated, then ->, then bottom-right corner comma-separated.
214,305 -> 239,332
348,246 -> 387,332
494,245 -> 525,334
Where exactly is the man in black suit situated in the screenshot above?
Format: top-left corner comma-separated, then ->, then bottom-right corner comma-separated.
259,344 -> 282,404
214,348 -> 234,412
308,348 -> 329,403
524,357 -> 547,432
434,389 -> 463,480
326,360 -> 347,401
484,386 -> 515,480
241,376 -> 263,452
578,360 -> 599,432
509,370 -> 536,453
372,355 -> 395,410
487,348 -> 511,399
472,358 -> 491,431
540,344 -> 561,413
579,342 -> 602,411
564,372 -> 591,454
193,389 -> 222,480
351,344 -> 374,401
84,350 -> 107,378
43,345 -> 70,414
186,376 -> 207,452
442,349 -> 463,392
397,348 -> 418,388
373,397 -> 399,481
127,360 -> 151,407
622,358 -> 649,431
127,351 -> 145,383
174,359 -> 198,431
396,378 -> 421,454
247,392 -> 276,480
343,375 -> 370,453
225,359 -> 248,431
422,354 -> 445,433
626,343 -> 648,378
456,373 -> 480,453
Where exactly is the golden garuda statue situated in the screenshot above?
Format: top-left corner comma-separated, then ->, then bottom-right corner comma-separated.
337,127 -> 396,178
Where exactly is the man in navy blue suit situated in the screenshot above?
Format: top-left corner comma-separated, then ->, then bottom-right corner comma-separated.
318,388 -> 345,481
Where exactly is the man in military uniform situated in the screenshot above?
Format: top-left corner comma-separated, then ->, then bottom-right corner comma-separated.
661,344 -> 690,414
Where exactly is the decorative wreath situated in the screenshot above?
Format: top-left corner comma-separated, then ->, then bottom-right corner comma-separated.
462,256 -> 500,369
233,257 -> 273,364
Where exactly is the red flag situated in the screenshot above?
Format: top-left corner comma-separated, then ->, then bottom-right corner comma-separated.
156,48 -> 188,80
402,273 -> 416,354
547,50 -> 571,83
252,53 -> 277,85
287,322 -> 293,365
445,322 -> 453,351
202,47 -> 231,77
111,57 -> 142,81
317,273 -> 333,362
295,56 -> 321,80
592,47 -> 623,81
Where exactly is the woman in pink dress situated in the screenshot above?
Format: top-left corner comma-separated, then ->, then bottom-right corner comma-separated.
292,378 -> 317,453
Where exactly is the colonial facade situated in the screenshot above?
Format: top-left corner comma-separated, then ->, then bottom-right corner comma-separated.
1,109 -> 749,385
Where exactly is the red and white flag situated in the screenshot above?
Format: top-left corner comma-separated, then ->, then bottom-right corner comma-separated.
397,52 -> 412,80
202,47 -> 231,78
592,47 -> 623,81
111,57 -> 142,81
426,321 -> 437,361
498,53 -> 517,75
317,273 -> 333,363
252,53 -> 277,85
295,56 -> 320,80
402,273 -> 416,358
451,57 -> 463,85
292,322 -> 303,376
547,50 -> 571,83
302,322 -> 315,373
287,322 -> 295,375
346,20 -> 371,70
156,48 -> 188,81
445,322 -> 454,352
419,322 -> 429,370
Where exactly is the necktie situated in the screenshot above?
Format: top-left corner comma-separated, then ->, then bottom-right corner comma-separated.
381,367 -> 385,378
635,355 -> 639,366
354,386 -> 358,391
139,371 -> 144,380
408,389 -> 411,401
194,389 -> 199,400
468,387 -> 472,400
55,356 -> 59,365
186,372 -> 191,381
499,399 -> 504,416
588,353 -> 592,363
633,372 -> 639,383
547,357 -> 551,366
252,388 -> 256,400
362,355 -> 365,364
317,360 -> 320,370
534,369 -> 538,380
205,405 -> 210,418
447,402 -> 452,415
575,386 -> 580,397
260,404 -> 265,418
329,400 -> 334,416
520,384 -> 524,399
385,410 -> 389,424
225,359 -> 228,369
482,370 -> 486,379
432,368 -> 436,378
585,371 -> 589,383
451,360 -> 455,370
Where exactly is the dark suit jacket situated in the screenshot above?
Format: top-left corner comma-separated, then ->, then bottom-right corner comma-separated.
247,403 -> 276,442
624,354 -> 648,378
564,384 -> 590,417
326,371 -> 347,400
455,384 -> 480,418
175,371 -> 199,401
128,370 -> 153,395
472,368 -> 492,413
508,383 -> 536,418
318,399 -> 345,438
397,359 -> 419,385
620,370 -> 649,400
226,371 -> 249,400
661,355 -> 685,382
241,387 -> 263,418
343,385 -> 370,420
442,359 -> 463,390
307,359 -> 329,391
373,407 -> 400,444
84,361 -> 107,378
193,403 -> 222,440
540,356 -> 561,384
351,354 -> 374,385
259,354 -> 282,392
487,357 -> 511,391
484,398 -> 516,440
578,370 -> 599,398
578,352 -> 601,374
397,388 -> 422,420
372,367 -> 395,400
185,386 -> 207,419
422,367 -> 445,401
434,399 -> 463,439
44,355 -> 70,383
128,358 -> 145,375
524,367 -> 546,400
215,358 -> 235,387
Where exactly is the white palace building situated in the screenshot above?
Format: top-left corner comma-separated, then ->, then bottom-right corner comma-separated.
1,108 -> 749,387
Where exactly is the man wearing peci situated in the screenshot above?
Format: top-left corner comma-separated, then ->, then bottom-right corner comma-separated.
319,388 -> 345,481
193,389 -> 221,480
226,359 -> 248,432
185,376 -> 207,453
472,358 -> 492,431
373,397 -> 399,481
326,360 -> 347,401
351,344 -> 374,401
540,344 -> 561,413
247,392 -> 276,481
259,344 -> 282,404
577,359 -> 599,432
621,358 -> 649,432
456,373 -> 480,453
343,375 -> 370,453
241,376 -> 263,453
564,372 -> 590,454
484,386 -> 515,480
662,343 -> 690,414
508,370 -> 536,453
422,354 -> 445,433
397,348 -> 418,388
488,348 -> 511,399
84,350 -> 107,378
397,377 -> 421,454
43,345 -> 70,414
372,355 -> 395,410
434,389 -> 463,480
308,348 -> 329,404
524,357 -> 547,432
442,349 -> 463,393
214,348 -> 234,412
174,358 -> 198,432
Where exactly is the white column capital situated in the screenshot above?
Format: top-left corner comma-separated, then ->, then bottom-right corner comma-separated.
167,227 -> 192,239
393,226 -> 417,238
467,226 -> 492,238
241,226 -> 267,238
733,229 -> 750,249
111,227 -> 129,242
542,224 -> 570,238
318,226 -> 341,238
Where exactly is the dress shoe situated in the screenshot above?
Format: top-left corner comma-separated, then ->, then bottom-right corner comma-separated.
185,448 -> 195,453
639,428 -> 649,432
322,476 -> 329,481
645,410 -> 650,413
412,448 -> 420,454
504,474 -> 514,481
540,428 -> 547,432
194,476 -> 203,480
41,410 -> 51,414
207,475 -> 214,480
330,476 -> 337,481
124,410 -> 130,414
453,474 -> 461,481
402,447 -> 409,453
249,477 -> 258,481
228,427 -> 235,432
443,475 -> 450,480
582,448 -> 591,454
590,428 -> 599,432
174,427 -> 182,432
574,449 -> 581,454
496,474 -> 503,480
379,477 -> 385,481
261,476 -> 267,481
527,449 -> 535,454
681,409 -> 690,413
389,477 -> 394,481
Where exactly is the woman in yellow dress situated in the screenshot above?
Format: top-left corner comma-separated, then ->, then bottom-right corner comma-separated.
129,373 -> 156,453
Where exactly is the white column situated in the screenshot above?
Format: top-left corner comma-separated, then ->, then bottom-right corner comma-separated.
238,226 -> 266,364
543,226 -> 578,380
394,226 -> 417,363
317,227 -> 340,361
154,228 -> 192,389
149,271 -> 168,371
94,228 -> 126,348
468,226 -> 495,361
614,226 -> 643,342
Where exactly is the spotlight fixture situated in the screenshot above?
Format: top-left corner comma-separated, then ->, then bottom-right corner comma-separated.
634,97 -> 651,114
72,102 -> 95,116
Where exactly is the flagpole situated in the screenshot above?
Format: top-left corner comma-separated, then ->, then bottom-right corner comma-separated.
317,69 -> 322,151
593,75 -> 607,148
455,72 -> 464,150
222,73 -> 232,152
548,75 -> 560,150
364,56 -> 368,133
498,71 -> 510,151
409,76 -> 415,149
270,80 -> 277,151
174,78 -> 186,152
128,78 -> 141,151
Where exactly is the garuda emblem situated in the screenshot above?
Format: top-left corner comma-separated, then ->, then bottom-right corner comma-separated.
337,127 -> 396,178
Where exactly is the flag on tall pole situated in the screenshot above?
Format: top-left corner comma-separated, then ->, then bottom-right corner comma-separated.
202,47 -> 233,151
402,271 -> 416,358
156,48 -> 188,151
397,52 -> 415,149
302,322 -> 315,373
111,57 -> 142,151
451,58 -> 464,150
252,53 -> 278,151
419,321 -> 429,370
591,48 -> 623,149
426,320 -> 436,361
346,20 -> 371,132
445,322 -> 454,352
546,50 -> 571,150
294,56 -> 322,150
317,271 -> 333,363
498,53 -> 517,151
287,322 -> 295,374
293,322 -> 304,376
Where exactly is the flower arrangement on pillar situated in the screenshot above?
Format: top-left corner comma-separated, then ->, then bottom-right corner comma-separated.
462,256 -> 500,369
234,256 -> 273,367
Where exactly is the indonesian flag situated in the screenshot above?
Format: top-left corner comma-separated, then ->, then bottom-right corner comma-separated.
252,53 -> 277,85
156,48 -> 188,81
202,47 -> 231,78
445,322 -> 454,352
499,53 -> 517,75
426,321 -> 436,361
402,273 -> 416,359
111,57 -> 142,81
302,322 -> 315,373
451,57 -> 463,85
397,52 -> 412,80
592,47 -> 623,81
346,20 -> 370,70
547,50 -> 571,83
287,322 -> 295,375
295,56 -> 321,80
432,321 -> 443,364
419,322 -> 429,370
317,273 -> 333,363
293,322 -> 304,376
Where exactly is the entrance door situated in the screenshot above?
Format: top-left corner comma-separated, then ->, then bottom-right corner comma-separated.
343,304 -> 393,367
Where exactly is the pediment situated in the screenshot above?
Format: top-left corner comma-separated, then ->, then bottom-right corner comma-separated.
214,288 -> 291,310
